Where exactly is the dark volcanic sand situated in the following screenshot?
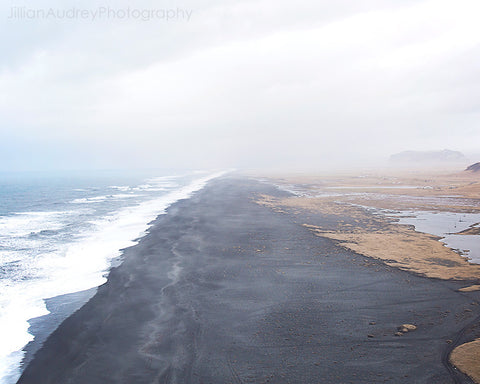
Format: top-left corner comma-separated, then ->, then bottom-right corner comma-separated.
18,177 -> 480,384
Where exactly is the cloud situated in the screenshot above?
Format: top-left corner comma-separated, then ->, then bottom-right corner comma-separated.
1,0 -> 480,171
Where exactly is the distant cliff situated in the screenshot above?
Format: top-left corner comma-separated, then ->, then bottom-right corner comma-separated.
390,149 -> 468,165
465,162 -> 480,172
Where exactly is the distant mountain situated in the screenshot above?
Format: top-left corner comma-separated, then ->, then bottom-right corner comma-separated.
465,162 -> 480,172
389,149 -> 468,165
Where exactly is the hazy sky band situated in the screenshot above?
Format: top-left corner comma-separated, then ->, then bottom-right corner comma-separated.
1,0 -> 479,171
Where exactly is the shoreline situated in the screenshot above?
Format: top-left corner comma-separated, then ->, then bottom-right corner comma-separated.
21,287 -> 98,370
3,172 -> 223,383
18,176 -> 480,383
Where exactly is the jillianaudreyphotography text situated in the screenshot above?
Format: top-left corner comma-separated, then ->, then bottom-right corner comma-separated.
8,6 -> 193,21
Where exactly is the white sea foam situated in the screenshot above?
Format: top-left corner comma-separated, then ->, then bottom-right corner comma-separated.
137,176 -> 181,191
0,171 -> 225,384
71,194 -> 137,204
108,186 -> 132,192
111,178 -> 181,193
0,212 -> 67,237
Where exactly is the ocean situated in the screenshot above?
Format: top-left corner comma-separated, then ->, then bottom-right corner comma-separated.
0,169 -> 223,384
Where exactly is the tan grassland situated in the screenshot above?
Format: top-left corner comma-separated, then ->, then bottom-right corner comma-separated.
257,194 -> 480,280
255,168 -> 480,382
261,168 -> 480,212
450,339 -> 480,383
459,285 -> 480,292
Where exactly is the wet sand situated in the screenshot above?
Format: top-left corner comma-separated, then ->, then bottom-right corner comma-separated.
18,177 -> 480,383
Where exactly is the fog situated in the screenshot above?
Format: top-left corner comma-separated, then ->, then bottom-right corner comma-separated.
1,0 -> 479,171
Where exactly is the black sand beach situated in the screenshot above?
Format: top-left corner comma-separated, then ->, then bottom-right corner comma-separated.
18,177 -> 480,383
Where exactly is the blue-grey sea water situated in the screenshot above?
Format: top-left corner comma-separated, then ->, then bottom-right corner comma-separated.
0,169 -> 222,384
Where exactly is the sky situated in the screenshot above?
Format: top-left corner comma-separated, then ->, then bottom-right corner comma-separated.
1,0 -> 480,171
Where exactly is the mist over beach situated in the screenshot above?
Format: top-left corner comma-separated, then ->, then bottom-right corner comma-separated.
2,0 -> 480,171
1,1 -> 480,383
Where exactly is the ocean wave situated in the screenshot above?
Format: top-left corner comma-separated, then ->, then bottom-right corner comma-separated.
0,171 -> 226,384
0,212 -> 71,238
71,194 -> 137,204
110,177 -> 181,192
108,186 -> 132,192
